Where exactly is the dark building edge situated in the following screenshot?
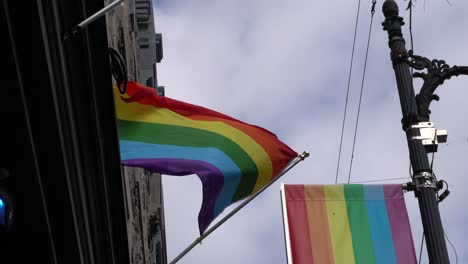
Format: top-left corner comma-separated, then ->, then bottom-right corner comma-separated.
1,0 -> 129,262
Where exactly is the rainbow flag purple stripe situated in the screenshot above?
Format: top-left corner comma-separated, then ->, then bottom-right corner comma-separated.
282,184 -> 417,264
115,82 -> 297,233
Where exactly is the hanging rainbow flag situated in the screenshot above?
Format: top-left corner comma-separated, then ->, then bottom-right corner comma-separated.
281,184 -> 416,264
115,82 -> 297,234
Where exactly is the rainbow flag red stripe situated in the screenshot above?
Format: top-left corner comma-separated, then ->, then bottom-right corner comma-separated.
115,82 -> 297,233
282,184 -> 416,264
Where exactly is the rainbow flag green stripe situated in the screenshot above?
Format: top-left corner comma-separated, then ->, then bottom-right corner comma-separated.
344,185 -> 375,264
118,120 -> 260,199
283,184 -> 417,264
116,82 -> 297,233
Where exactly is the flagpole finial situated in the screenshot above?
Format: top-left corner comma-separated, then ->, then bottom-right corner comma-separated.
382,0 -> 399,18
299,151 -> 310,160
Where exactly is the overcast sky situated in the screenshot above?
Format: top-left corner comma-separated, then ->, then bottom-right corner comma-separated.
152,0 -> 468,263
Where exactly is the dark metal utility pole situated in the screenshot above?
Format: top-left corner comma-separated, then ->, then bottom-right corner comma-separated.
382,0 -> 450,263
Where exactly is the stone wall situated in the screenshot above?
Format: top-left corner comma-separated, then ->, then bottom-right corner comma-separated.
106,1 -> 167,263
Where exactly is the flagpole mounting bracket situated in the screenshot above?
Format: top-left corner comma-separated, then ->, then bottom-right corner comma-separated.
299,151 -> 310,160
413,171 -> 437,190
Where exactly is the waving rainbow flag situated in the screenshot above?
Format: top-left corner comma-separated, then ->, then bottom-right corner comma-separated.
281,184 -> 417,264
115,82 -> 297,233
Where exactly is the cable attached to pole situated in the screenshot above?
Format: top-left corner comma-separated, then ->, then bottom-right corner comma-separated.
444,230 -> 459,263
436,180 -> 458,263
408,2 -> 415,181
347,0 -> 376,183
109,47 -> 128,94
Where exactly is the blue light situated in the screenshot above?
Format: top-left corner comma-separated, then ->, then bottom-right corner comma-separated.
0,197 -> 5,225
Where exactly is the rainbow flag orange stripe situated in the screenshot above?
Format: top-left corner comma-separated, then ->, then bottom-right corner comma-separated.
282,184 -> 416,264
115,82 -> 297,233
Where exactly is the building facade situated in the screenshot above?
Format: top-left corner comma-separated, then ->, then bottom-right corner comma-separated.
106,1 -> 167,263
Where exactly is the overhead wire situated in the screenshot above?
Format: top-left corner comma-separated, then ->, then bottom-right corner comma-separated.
347,0 -> 377,183
409,0 -> 414,53
408,0 -> 415,181
350,176 -> 410,184
445,230 -> 459,264
335,0 -> 362,184
418,232 -> 425,264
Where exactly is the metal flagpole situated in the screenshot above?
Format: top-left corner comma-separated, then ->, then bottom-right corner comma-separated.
64,0 -> 126,39
169,151 -> 310,264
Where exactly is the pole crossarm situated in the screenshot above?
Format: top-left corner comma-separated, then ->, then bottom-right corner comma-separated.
409,52 -> 468,121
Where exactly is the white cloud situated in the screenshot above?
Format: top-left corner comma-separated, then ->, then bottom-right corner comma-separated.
154,0 -> 468,263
